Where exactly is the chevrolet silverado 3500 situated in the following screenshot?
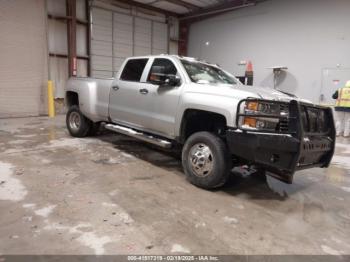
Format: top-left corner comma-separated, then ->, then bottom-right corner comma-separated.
65,55 -> 335,189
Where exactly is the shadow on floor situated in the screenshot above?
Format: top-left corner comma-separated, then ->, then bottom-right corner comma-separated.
97,132 -> 310,202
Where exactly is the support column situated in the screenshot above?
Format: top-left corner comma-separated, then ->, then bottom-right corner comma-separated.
67,0 -> 77,76
86,0 -> 91,76
178,21 -> 189,56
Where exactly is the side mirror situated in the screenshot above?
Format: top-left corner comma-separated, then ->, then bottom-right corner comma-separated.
164,74 -> 181,86
150,73 -> 180,87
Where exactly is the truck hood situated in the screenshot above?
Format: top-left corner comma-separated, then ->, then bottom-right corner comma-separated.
189,83 -> 312,103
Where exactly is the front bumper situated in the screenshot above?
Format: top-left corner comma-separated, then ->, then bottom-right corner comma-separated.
227,100 -> 335,183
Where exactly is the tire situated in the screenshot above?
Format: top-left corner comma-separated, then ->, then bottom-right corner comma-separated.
66,105 -> 92,137
182,131 -> 231,189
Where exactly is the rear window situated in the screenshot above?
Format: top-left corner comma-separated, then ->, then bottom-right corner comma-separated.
120,59 -> 148,82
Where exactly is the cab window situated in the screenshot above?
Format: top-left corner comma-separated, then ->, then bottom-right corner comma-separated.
120,59 -> 148,82
181,59 -> 238,85
148,58 -> 178,82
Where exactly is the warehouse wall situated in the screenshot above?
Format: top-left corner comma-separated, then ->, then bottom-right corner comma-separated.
0,0 -> 48,117
48,0 -> 178,97
47,0 -> 88,99
187,0 -> 350,104
90,0 -> 178,78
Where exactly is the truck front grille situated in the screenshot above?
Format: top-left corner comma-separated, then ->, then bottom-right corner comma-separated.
277,104 -> 290,132
301,105 -> 328,134
278,119 -> 289,132
279,104 -> 289,114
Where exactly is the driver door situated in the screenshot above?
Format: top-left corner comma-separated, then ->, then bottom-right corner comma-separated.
140,58 -> 183,138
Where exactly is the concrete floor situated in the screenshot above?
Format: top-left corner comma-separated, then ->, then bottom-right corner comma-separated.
0,115 -> 350,255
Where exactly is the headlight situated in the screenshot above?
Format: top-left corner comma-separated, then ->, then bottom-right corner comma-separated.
238,100 -> 289,132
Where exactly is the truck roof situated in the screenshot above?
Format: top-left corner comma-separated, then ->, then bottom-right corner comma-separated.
125,54 -> 198,61
125,54 -> 218,67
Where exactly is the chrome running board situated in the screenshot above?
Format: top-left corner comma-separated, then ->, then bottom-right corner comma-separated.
104,123 -> 172,148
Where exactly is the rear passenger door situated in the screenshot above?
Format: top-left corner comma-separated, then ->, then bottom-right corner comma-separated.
109,58 -> 148,129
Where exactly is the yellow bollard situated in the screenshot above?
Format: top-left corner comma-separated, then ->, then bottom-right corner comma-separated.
47,80 -> 55,117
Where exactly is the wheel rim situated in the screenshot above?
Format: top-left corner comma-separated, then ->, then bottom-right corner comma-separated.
69,111 -> 81,132
188,143 -> 214,177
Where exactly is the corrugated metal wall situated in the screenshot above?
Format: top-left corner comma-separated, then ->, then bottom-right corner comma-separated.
47,0 -> 88,99
0,0 -> 177,118
0,0 -> 48,118
91,3 -> 169,78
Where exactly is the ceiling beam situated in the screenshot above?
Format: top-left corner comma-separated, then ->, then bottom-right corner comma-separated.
179,0 -> 255,21
164,0 -> 202,11
114,0 -> 179,17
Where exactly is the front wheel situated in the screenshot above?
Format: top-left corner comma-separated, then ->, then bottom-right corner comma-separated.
66,105 -> 92,137
182,132 -> 231,189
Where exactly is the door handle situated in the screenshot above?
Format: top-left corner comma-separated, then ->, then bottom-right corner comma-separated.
112,85 -> 119,91
139,88 -> 148,95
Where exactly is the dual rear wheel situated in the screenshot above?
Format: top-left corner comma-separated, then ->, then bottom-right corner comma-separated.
66,105 -> 99,137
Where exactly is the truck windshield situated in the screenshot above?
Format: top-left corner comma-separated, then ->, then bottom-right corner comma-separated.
181,59 -> 239,85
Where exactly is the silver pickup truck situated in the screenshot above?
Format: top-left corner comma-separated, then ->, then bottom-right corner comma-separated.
65,55 -> 335,189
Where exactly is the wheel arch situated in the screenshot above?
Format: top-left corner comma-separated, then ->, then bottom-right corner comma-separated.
179,109 -> 228,144
66,91 -> 79,108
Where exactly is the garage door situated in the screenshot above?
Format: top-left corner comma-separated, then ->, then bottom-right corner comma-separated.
0,0 -> 48,118
91,7 -> 168,78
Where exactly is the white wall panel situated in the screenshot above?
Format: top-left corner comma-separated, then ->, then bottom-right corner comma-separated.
77,24 -> 88,56
0,0 -> 48,117
113,43 -> 133,57
134,18 -> 152,48
92,8 -> 113,26
93,0 -> 131,15
91,55 -> 113,71
112,12 -> 132,72
113,57 -> 126,71
91,40 -> 113,56
48,20 -> 68,54
92,70 -> 113,78
91,6 -> 169,77
49,57 -> 68,98
134,9 -> 166,23
76,0 -> 87,20
49,57 -> 87,99
152,22 -> 167,54
77,59 -> 88,77
113,14 -> 133,44
92,24 -> 113,41
188,0 -> 350,103
169,41 -> 178,55
47,0 -> 66,16
91,7 -> 113,77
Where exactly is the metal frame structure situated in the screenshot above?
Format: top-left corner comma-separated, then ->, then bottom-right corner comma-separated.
48,0 -> 91,77
47,0 -> 260,76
